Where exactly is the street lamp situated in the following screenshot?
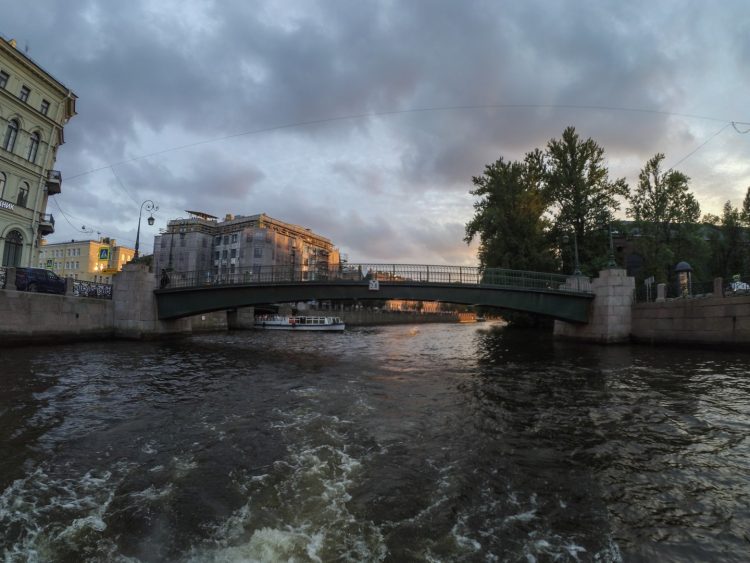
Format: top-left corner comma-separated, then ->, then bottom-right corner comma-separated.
134,200 -> 158,259
605,222 -> 616,268
561,232 -> 582,276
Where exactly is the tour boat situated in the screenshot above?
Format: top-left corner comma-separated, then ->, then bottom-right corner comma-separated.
254,315 -> 345,332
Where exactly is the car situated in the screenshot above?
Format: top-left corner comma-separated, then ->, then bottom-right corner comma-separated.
15,267 -> 67,294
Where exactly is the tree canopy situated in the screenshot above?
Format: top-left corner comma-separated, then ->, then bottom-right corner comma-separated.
466,126 -> 627,275
465,154 -> 555,271
626,153 -> 701,282
545,126 -> 629,269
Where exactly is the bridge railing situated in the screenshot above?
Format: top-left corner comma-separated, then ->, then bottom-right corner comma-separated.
161,264 -> 592,294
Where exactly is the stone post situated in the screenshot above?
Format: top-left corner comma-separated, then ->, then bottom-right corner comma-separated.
714,277 -> 724,297
4,267 -> 17,290
65,277 -> 74,296
112,263 -> 191,339
656,283 -> 666,302
554,268 -> 635,343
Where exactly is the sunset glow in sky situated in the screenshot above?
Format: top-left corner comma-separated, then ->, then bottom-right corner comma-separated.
3,1 -> 748,263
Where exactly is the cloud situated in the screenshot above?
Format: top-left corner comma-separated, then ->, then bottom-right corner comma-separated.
3,0 -> 748,263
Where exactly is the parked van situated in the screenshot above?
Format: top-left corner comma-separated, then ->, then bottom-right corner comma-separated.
15,268 -> 66,294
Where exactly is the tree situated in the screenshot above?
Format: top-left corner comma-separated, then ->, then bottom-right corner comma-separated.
627,153 -> 701,282
545,126 -> 629,271
706,200 -> 749,279
714,202 -> 745,278
742,186 -> 750,226
465,155 -> 555,271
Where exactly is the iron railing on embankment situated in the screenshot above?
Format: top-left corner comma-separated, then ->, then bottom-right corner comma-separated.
162,264 -> 593,294
635,275 -> 750,302
0,266 -> 112,299
73,280 -> 113,299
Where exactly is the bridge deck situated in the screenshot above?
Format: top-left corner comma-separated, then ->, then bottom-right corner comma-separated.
155,265 -> 593,323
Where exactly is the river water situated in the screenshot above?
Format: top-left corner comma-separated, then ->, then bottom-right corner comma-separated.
1,323 -> 749,562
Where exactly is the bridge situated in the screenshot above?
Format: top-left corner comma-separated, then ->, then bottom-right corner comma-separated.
154,264 -> 594,323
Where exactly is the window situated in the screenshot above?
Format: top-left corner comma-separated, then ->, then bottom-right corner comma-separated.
66,249 -> 70,256
0,172 -> 5,199
76,261 -> 79,269
214,251 -> 220,260
223,235 -> 229,245
222,249 -> 228,259
16,182 -> 29,207
230,248 -> 237,258
0,71 -> 8,89
254,247 -> 263,258
214,235 -> 221,246
3,120 -> 19,152
27,132 -> 40,163
19,86 -> 30,102
40,100 -> 50,115
2,230 -> 23,267
231,233 -> 238,243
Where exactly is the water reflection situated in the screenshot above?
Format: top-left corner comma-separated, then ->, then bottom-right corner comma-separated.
0,325 -> 749,561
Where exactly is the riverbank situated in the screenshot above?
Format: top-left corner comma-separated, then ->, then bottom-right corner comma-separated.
0,286 -> 465,346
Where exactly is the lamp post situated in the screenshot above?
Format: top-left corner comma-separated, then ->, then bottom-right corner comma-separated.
134,200 -> 158,260
606,222 -> 616,268
562,232 -> 582,276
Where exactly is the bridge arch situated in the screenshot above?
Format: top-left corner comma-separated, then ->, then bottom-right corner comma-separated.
155,279 -> 593,323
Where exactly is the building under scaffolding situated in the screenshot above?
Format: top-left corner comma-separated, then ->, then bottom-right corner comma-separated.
153,211 -> 340,282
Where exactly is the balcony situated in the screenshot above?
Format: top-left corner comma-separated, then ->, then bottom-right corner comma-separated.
39,213 -> 55,235
46,170 -> 62,195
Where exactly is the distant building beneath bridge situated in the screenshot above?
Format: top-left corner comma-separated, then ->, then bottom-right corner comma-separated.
153,211 -> 340,282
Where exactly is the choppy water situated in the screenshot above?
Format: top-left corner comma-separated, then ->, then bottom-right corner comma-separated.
1,323 -> 749,562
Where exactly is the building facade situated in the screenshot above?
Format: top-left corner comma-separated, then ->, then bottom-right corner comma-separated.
37,238 -> 135,283
0,37 -> 77,268
153,212 -> 340,282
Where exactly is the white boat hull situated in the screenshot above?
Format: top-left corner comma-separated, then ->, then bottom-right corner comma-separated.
254,315 -> 345,332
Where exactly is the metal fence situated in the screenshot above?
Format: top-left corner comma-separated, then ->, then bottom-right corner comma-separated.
636,276 -> 750,302
73,279 -> 113,299
0,266 -> 6,289
162,264 -> 593,294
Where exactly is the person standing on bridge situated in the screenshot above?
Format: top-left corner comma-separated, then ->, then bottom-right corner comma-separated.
160,269 -> 171,289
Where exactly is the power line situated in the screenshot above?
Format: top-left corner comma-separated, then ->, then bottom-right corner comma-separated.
109,165 -> 141,208
665,122 -> 732,172
48,197 -> 92,233
64,103 -> 746,183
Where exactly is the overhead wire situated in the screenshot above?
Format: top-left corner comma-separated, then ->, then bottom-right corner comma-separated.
108,165 -> 141,208
51,103 -> 747,246
63,102 -> 744,183
664,122 -> 733,172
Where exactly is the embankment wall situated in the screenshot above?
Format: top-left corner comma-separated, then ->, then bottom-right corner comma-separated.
632,294 -> 750,346
0,289 -> 114,345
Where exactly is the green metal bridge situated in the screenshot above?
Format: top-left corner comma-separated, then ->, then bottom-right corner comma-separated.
154,264 -> 594,322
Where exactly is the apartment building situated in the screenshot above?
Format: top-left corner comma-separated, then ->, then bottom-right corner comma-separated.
153,211 -> 340,281
38,238 -> 135,283
0,36 -> 77,267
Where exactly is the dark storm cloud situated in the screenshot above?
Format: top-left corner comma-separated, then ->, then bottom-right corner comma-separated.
3,0 -> 747,260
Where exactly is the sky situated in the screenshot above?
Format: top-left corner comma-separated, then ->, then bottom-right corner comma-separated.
3,0 -> 749,264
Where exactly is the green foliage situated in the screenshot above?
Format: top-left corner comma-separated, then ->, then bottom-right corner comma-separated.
465,156 -> 556,271
626,153 -> 702,282
545,126 -> 629,270
742,186 -> 750,226
705,201 -> 748,279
